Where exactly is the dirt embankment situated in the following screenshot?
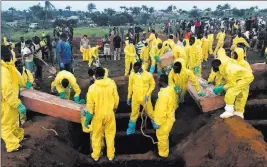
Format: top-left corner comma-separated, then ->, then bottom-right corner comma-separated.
175,115 -> 267,167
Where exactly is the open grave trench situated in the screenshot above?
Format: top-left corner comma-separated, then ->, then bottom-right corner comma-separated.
14,68 -> 267,167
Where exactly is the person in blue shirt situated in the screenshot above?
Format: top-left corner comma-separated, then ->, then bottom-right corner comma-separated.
56,33 -> 73,73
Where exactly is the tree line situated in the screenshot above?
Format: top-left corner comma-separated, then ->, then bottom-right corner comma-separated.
2,1 -> 267,28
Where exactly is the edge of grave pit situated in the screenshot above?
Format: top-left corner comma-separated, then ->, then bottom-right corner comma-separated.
20,89 -> 83,123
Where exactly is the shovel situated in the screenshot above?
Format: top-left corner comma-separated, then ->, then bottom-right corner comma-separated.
38,58 -> 57,75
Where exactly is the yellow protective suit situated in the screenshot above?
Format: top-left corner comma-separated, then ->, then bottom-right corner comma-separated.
152,38 -> 162,48
51,70 -> 81,100
18,67 -> 34,88
149,45 -> 165,71
219,61 -> 254,113
208,48 -> 231,86
169,58 -> 201,102
89,46 -> 99,67
208,34 -> 214,54
87,78 -> 119,160
154,86 -> 177,157
187,42 -> 202,77
124,44 -> 137,76
232,48 -> 252,72
201,37 -> 209,61
196,39 -> 202,47
162,41 -> 170,53
80,47 -> 90,61
147,33 -> 156,49
127,71 -> 155,122
172,45 -> 186,60
140,46 -> 150,70
183,39 -> 190,67
167,39 -> 175,48
1,60 -> 24,152
232,36 -> 249,48
214,32 -> 226,55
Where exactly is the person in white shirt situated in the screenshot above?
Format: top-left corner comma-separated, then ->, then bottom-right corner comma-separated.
22,40 -> 34,73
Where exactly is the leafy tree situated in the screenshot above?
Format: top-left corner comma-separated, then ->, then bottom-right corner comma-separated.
87,3 -> 96,14
189,6 -> 201,17
43,1 -> 55,27
65,6 -> 71,11
131,7 -> 141,16
141,5 -> 148,13
8,7 -> 16,21
104,8 -> 116,16
149,7 -> 155,14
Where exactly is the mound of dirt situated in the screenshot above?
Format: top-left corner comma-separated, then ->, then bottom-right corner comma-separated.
174,115 -> 267,167
1,116 -> 82,167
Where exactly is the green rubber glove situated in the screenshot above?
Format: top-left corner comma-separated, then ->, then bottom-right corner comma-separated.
18,104 -> 27,114
197,92 -> 206,97
25,82 -> 32,89
264,52 -> 267,58
154,56 -> 160,63
59,92 -> 65,99
213,85 -> 225,95
74,96 -> 80,103
84,111 -> 93,128
174,85 -> 182,93
79,99 -> 85,104
194,66 -> 199,74
137,59 -> 141,63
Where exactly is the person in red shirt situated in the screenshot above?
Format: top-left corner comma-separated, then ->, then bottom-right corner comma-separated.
184,29 -> 192,40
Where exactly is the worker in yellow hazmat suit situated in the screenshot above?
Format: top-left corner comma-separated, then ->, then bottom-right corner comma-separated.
80,35 -> 90,61
187,37 -> 202,77
147,29 -> 156,49
140,42 -> 150,71
126,62 -> 158,135
214,28 -> 226,56
51,70 -> 84,104
1,45 -> 29,152
231,48 -> 252,72
15,59 -> 34,125
207,48 -> 231,86
83,67 -> 119,161
89,45 -> 99,67
208,31 -> 214,55
15,59 -> 34,89
201,35 -> 209,61
152,33 -> 162,48
153,74 -> 177,158
183,39 -> 190,67
149,43 -> 166,74
167,35 -> 176,48
212,59 -> 254,119
232,32 -> 249,48
9,42 -> 17,62
169,58 -> 205,103
125,37 -> 129,46
124,39 -> 137,76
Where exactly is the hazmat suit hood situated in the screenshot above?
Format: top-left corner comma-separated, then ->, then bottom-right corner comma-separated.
95,78 -> 113,87
234,48 -> 245,62
217,48 -> 230,64
173,58 -> 186,73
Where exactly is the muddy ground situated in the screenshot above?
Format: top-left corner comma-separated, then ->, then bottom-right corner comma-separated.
2,35 -> 267,167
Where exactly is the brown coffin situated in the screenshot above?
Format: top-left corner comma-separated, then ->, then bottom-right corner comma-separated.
20,89 -> 83,123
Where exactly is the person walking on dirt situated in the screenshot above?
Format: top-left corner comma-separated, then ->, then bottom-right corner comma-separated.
126,62 -> 158,135
153,74 -> 177,158
1,45 -> 30,153
113,33 -> 122,61
32,36 -> 44,86
80,35 -> 90,61
51,70 -> 85,104
214,28 -> 226,56
211,59 -> 254,119
124,39 -> 137,76
103,35 -> 111,60
56,33 -> 73,73
83,67 -> 119,161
